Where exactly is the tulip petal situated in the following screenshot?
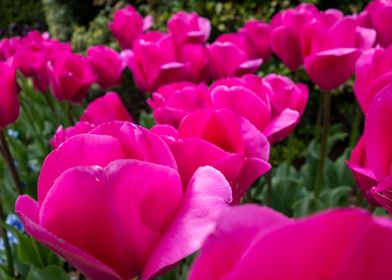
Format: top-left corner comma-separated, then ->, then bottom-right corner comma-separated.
263,108 -> 299,143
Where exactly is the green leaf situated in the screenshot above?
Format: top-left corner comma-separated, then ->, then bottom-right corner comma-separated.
27,265 -> 69,280
139,111 -> 155,129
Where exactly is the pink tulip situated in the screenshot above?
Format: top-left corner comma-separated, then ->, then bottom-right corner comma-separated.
177,43 -> 211,83
189,205 -> 392,280
207,74 -> 301,143
362,0 -> 392,47
48,53 -> 96,102
0,60 -> 19,128
0,37 -> 21,61
126,32 -> 187,92
16,121 -> 232,280
109,5 -> 153,50
347,83 -> 392,212
87,45 -> 124,89
239,19 -> 272,61
168,11 -> 211,45
354,46 -> 392,113
51,92 -> 132,149
301,12 -> 375,90
207,33 -> 262,79
147,82 -> 208,128
156,108 -> 271,203
270,3 -> 319,70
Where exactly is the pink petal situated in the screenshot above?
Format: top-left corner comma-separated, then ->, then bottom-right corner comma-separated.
263,108 -> 299,143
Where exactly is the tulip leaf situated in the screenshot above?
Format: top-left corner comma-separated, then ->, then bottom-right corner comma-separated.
27,265 -> 69,280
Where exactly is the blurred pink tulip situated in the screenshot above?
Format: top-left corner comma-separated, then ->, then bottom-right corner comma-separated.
189,205 -> 392,280
109,5 -> 153,50
207,33 -> 262,79
0,37 -> 21,61
207,74 -> 301,143
0,60 -> 19,128
270,3 -> 319,70
168,11 -> 211,45
17,121 -> 232,280
148,82 -> 208,128
87,45 -> 124,89
126,32 -> 187,92
239,19 -> 272,61
302,13 -> 375,90
48,53 -> 96,102
156,108 -> 270,203
51,92 -> 132,149
362,0 -> 392,47
354,46 -> 392,113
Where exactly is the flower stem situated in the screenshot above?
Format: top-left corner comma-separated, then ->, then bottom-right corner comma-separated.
314,91 -> 331,198
349,105 -> 362,151
0,199 -> 14,277
0,129 -> 23,195
265,171 -> 273,206
285,133 -> 295,176
43,92 -> 59,123
66,102 -> 75,126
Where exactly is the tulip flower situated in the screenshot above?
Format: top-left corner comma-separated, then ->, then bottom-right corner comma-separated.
125,32 -> 187,92
239,19 -> 272,61
87,45 -> 124,89
301,12 -> 375,90
270,3 -> 318,70
347,83 -> 392,212
207,33 -> 262,79
109,5 -> 153,50
168,11 -> 211,45
354,46 -> 392,113
207,74 -> 303,143
361,0 -> 392,48
48,53 -> 96,102
154,108 -> 271,203
0,37 -> 21,61
148,82 -> 208,128
177,43 -> 211,83
16,121 -> 232,280
0,60 -> 19,128
51,92 -> 132,149
189,205 -> 392,280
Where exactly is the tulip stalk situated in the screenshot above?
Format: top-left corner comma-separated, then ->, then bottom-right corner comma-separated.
43,92 -> 59,124
314,91 -> 331,197
0,129 -> 23,195
349,106 -> 362,151
265,171 -> 273,206
0,201 -> 14,277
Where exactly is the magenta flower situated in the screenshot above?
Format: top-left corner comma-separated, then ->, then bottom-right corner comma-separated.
148,82 -> 208,128
168,11 -> 211,45
0,60 -> 19,128
0,37 -> 22,61
109,5 -> 153,50
87,45 -> 124,89
207,33 -> 262,79
48,53 -> 96,102
239,19 -> 272,62
354,46 -> 392,113
301,12 -> 375,90
270,3 -> 318,70
189,205 -> 392,280
125,32 -> 187,92
51,92 -> 132,149
16,121 -> 232,280
207,74 -> 303,143
154,108 -> 270,204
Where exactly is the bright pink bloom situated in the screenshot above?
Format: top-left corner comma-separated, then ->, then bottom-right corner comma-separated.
177,43 -> 211,83
87,45 -> 124,89
51,92 -> 132,149
207,74 -> 301,143
0,60 -> 19,128
270,3 -> 318,70
109,5 -> 153,50
189,205 -> 392,280
148,82 -> 208,128
16,121 -> 232,280
155,108 -> 270,203
354,46 -> 392,113
362,0 -> 392,47
239,19 -> 272,61
301,12 -> 375,90
168,11 -> 211,45
207,33 -> 262,79
48,53 -> 96,102
125,32 -> 187,92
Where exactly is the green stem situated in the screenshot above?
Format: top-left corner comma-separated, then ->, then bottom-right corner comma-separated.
66,102 -> 75,126
315,92 -> 323,142
0,129 -> 23,195
314,91 -> 331,198
285,133 -> 295,176
265,171 -> 273,206
349,106 -> 362,151
20,99 -> 46,152
43,93 -> 59,123
0,198 -> 14,277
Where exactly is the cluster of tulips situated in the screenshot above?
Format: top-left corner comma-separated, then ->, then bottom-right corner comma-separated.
1,0 -> 392,279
